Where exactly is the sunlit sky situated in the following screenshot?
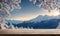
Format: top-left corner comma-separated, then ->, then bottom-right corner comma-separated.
8,0 -> 60,21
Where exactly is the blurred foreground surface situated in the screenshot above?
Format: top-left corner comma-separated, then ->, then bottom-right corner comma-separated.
0,29 -> 60,34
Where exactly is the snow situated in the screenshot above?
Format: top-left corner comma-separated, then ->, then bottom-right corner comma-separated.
57,22 -> 60,29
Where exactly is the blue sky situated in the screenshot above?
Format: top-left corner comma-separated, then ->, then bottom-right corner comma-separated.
8,0 -> 60,21
9,0 -> 42,21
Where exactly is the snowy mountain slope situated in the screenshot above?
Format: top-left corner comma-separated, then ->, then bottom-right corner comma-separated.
28,15 -> 54,22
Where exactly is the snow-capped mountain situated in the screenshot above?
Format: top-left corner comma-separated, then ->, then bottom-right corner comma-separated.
28,15 -> 54,22
5,15 -> 60,24
55,15 -> 60,19
5,15 -> 60,29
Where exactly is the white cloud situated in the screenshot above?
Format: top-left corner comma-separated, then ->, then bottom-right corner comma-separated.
40,8 -> 60,16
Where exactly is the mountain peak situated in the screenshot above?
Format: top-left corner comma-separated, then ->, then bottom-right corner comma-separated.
28,15 -> 52,22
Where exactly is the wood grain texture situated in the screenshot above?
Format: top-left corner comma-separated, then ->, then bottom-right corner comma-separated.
0,29 -> 60,34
